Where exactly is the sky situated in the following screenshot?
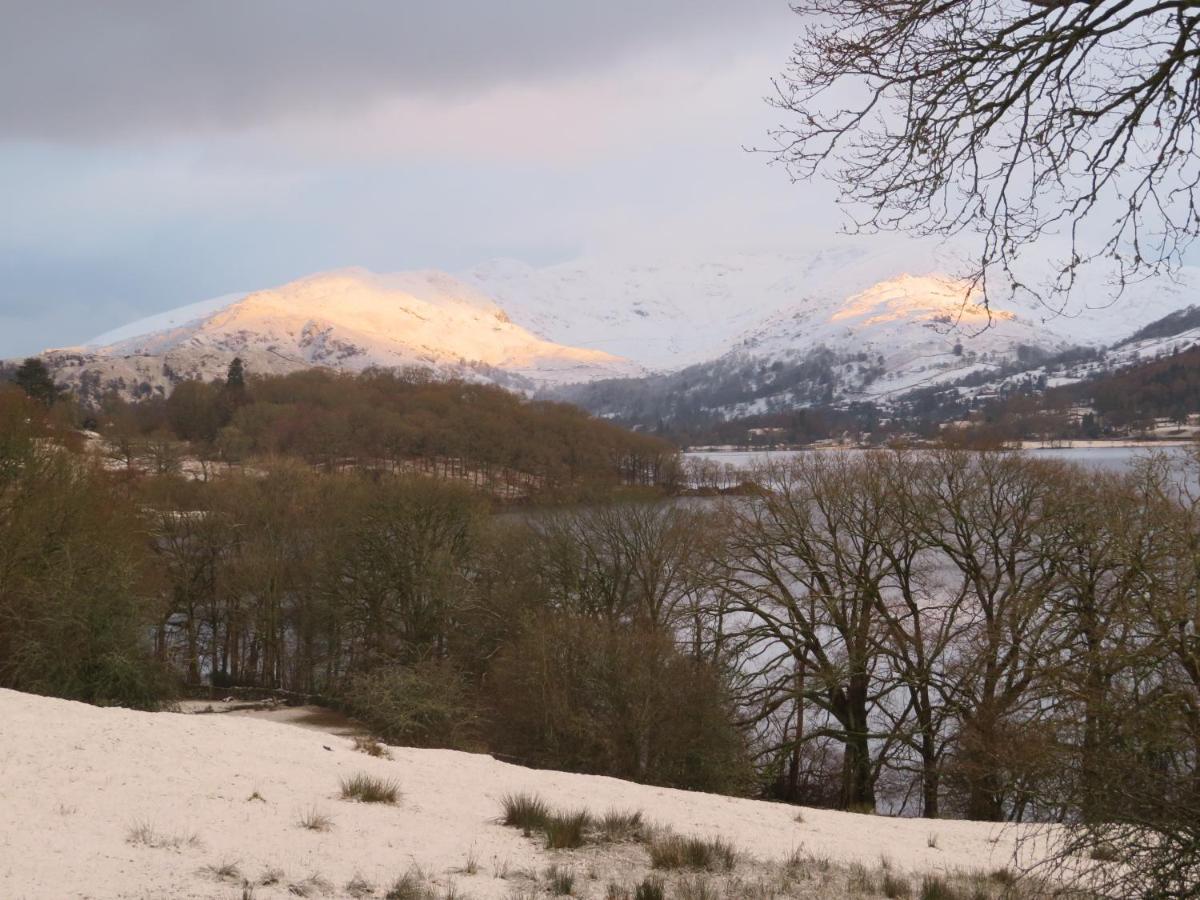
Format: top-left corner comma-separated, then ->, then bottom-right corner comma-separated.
0,1 -> 841,358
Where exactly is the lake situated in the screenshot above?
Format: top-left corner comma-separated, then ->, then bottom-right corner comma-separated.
685,443 -> 1193,474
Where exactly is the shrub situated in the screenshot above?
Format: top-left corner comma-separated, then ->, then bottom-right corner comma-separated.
352,735 -> 392,759
544,811 -> 591,850
340,773 -> 401,804
648,834 -> 736,872
340,658 -> 476,750
500,792 -> 551,834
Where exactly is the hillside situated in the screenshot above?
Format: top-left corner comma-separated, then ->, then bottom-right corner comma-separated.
0,688 -> 1039,899
23,251 -> 1200,417
41,269 -> 642,402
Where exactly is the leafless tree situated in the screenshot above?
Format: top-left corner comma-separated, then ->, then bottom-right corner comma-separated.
770,0 -> 1200,314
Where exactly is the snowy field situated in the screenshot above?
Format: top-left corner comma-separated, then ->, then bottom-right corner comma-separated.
0,689 -> 1047,899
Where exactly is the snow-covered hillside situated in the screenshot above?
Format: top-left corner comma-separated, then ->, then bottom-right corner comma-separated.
467,246 -> 1200,374
27,248 -> 1200,409
0,688 -> 1041,899
42,269 -> 642,401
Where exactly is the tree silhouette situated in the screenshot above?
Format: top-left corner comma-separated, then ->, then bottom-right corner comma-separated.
13,358 -> 60,407
770,1 -> 1200,315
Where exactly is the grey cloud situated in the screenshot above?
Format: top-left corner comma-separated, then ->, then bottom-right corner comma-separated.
0,0 -> 782,141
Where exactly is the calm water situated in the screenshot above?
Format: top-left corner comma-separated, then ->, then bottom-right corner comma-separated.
685,444 -> 1192,474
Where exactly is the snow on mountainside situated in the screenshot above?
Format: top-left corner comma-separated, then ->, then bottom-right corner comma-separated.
727,273 -> 1067,401
27,247 -> 1200,411
466,246 -> 1200,375
42,269 -> 642,400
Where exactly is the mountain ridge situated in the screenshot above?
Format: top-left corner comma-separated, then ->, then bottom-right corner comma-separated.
24,252 -> 1200,409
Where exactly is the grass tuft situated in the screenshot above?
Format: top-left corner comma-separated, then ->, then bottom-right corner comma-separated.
500,792 -> 551,834
881,871 -> 912,898
544,810 -> 591,850
633,877 -> 665,900
297,806 -> 334,832
125,820 -> 201,850
648,833 -> 736,872
340,772 -> 401,804
675,877 -> 719,900
546,864 -> 575,896
386,868 -> 437,900
919,874 -> 965,900
201,859 -> 241,882
287,873 -> 333,897
599,808 -> 644,842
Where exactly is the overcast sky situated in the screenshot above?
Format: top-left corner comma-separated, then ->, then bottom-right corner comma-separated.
0,1 -> 857,357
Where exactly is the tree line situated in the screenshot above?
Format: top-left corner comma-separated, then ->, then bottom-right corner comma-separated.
54,362 -> 680,497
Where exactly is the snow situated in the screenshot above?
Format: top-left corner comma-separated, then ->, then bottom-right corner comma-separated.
48,269 -> 644,399
466,245 -> 1200,373
40,247 -> 1200,404
0,688 -> 1038,898
87,293 -> 248,347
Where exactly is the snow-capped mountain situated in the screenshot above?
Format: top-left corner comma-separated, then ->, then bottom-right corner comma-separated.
42,268 -> 642,400
466,245 -> 1199,375
29,246 -> 1200,413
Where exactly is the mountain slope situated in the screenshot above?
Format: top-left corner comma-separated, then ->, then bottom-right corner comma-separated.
466,246 -> 1200,374
42,269 -> 642,401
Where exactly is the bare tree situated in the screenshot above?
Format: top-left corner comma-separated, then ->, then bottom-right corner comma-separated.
720,453 -> 903,811
770,0 -> 1200,313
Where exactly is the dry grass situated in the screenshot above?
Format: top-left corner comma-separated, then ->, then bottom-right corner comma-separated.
353,735 -> 393,759
647,834 -> 736,872
200,859 -> 241,883
297,805 -> 334,832
287,873 -> 334,897
340,772 -> 401,804
125,820 -> 201,850
544,810 -> 592,850
600,808 -> 645,842
501,792 -> 551,834
546,864 -> 575,896
386,867 -> 438,900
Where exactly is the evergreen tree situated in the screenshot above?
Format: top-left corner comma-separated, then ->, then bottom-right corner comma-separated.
13,358 -> 60,407
225,357 -> 246,391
